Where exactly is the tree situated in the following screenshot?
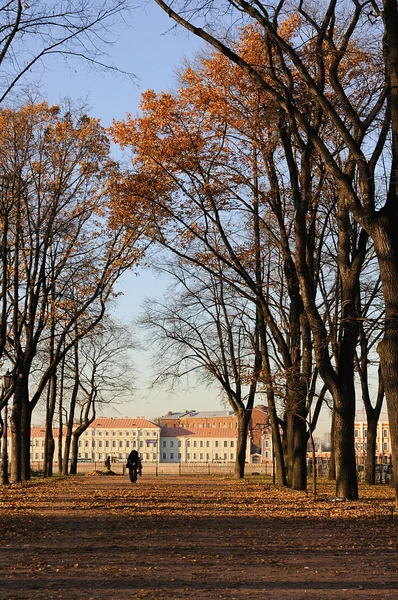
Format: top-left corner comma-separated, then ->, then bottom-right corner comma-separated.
0,102 -> 144,483
151,0 -> 396,502
142,260 -> 264,479
111,28 -> 371,493
62,317 -> 135,475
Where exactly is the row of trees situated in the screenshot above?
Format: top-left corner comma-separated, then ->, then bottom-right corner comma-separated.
0,1 -> 140,484
0,102 -> 141,483
108,0 -> 397,501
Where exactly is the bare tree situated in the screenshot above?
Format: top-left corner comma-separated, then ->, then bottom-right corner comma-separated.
142,260 -> 263,479
0,0 -> 132,104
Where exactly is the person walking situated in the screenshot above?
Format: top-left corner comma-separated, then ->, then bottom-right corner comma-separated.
126,449 -> 142,483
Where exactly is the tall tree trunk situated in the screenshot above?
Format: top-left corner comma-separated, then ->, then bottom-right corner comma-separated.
234,407 -> 251,478
365,418 -> 378,486
70,433 -> 79,475
44,373 -> 57,478
62,342 -> 79,475
328,407 -> 336,480
10,374 -> 25,483
379,0 -> 398,506
260,329 -> 286,487
286,378 -> 307,490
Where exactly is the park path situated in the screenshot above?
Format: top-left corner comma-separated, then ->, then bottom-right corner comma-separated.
0,474 -> 397,599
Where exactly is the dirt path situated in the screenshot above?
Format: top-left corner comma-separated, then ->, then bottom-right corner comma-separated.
0,475 -> 397,599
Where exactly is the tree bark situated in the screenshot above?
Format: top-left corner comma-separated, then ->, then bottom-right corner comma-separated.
366,418 -> 378,486
234,407 -> 251,478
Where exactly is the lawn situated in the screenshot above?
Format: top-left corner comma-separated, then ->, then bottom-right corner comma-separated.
0,474 -> 397,599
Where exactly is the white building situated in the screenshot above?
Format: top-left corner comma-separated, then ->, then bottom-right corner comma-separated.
29,417 -> 161,465
160,425 -> 250,463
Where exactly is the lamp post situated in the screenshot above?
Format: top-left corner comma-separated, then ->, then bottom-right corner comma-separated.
1,370 -> 12,485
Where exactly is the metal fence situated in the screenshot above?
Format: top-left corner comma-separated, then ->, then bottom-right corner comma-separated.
30,461 -> 275,477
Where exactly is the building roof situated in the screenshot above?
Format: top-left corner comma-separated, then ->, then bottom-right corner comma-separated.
161,426 -> 239,439
90,417 -> 160,429
161,426 -> 195,437
181,410 -> 236,419
31,427 -> 62,438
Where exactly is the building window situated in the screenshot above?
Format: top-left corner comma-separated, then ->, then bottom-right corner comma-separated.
383,442 -> 388,450
178,453 -> 181,459
194,441 -> 197,447
200,453 -> 203,460
146,453 -> 150,459
354,430 -> 359,437
230,454 -> 233,460
170,453 -> 174,459
178,440 -> 181,447
140,441 -> 143,448
206,441 -> 210,447
193,453 -> 197,459
187,453 -> 190,460
163,440 -> 166,447
383,429 -> 388,438
224,441 -> 227,447
170,441 -> 174,448
215,441 -> 219,447
98,441 -> 102,448
153,453 -> 156,460
187,440 -> 190,447
163,453 -> 166,459
200,441 -> 203,447
230,441 -> 234,448
126,441 -> 130,448
363,429 -> 367,437
112,441 -> 116,448
119,441 -> 123,447
206,453 -> 209,460
106,441 -> 109,448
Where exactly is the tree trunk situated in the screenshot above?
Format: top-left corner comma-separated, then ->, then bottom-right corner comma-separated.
333,387 -> 358,499
70,433 -> 79,475
234,407 -> 251,478
373,223 -> 398,505
44,373 -> 57,478
365,418 -> 378,485
62,341 -> 79,475
328,408 -> 336,480
1,404 -> 9,485
10,375 -> 25,483
286,378 -> 307,490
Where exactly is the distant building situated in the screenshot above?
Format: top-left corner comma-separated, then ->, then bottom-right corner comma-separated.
354,420 -> 392,464
160,425 -> 250,463
29,417 -> 161,465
